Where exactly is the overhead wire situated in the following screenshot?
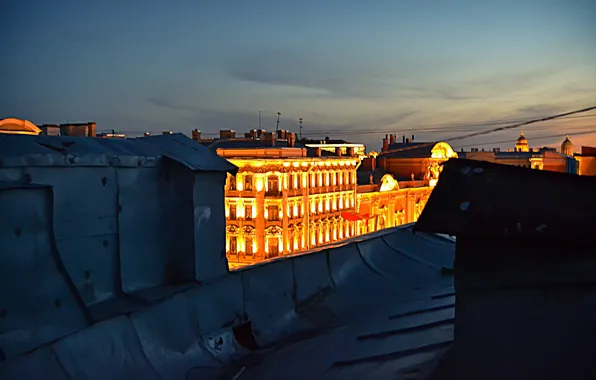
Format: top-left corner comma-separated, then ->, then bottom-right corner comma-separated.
455,130 -> 596,149
376,105 -> 596,156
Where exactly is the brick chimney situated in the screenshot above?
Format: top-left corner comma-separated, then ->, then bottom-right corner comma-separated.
382,135 -> 389,151
346,147 -> 355,156
335,147 -> 342,156
288,133 -> 296,147
263,132 -> 276,147
389,134 -> 395,145
191,129 -> 201,141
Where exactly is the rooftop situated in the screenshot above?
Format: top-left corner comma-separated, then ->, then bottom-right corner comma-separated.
0,133 -> 237,173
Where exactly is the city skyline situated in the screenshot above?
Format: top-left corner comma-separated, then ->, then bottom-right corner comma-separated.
3,0 -> 595,151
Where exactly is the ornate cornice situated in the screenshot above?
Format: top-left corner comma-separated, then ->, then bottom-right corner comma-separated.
265,225 -> 283,235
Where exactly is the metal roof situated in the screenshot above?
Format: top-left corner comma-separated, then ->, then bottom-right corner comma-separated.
414,158 -> 596,240
0,133 -> 237,173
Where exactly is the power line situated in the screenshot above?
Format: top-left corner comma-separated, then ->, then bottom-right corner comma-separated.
298,113 -> 596,137
377,105 -> 596,156
455,130 -> 596,149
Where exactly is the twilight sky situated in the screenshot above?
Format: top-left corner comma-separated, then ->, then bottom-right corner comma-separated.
3,0 -> 595,151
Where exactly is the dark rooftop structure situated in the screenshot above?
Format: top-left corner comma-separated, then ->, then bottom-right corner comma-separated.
414,158 -> 596,380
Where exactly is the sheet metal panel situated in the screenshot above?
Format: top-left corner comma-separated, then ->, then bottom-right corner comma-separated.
117,166 -> 174,293
0,133 -> 236,173
192,172 -> 230,282
130,293 -> 223,379
52,316 -> 160,380
0,184 -> 89,358
241,258 -> 304,346
0,347 -> 70,380
25,167 -> 120,309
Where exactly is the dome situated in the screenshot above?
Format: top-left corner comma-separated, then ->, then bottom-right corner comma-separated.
561,135 -> 574,156
516,131 -> 528,144
514,131 -> 529,152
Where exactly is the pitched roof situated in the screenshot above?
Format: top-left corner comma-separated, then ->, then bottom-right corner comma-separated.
414,158 -> 596,240
0,133 -> 237,173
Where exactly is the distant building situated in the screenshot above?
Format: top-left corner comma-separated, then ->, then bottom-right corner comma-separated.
201,128 -> 438,268
459,133 -> 580,174
514,131 -> 529,152
560,135 -> 574,156
575,146 -> 596,176
58,122 -> 97,137
0,118 -> 41,135
298,136 -> 366,157
97,132 -> 126,139
371,133 -> 458,185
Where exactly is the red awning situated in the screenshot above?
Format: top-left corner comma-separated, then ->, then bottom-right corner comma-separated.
340,212 -> 372,221
341,211 -> 362,221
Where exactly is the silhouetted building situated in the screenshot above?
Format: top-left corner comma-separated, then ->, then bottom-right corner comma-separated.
415,158 -> 596,380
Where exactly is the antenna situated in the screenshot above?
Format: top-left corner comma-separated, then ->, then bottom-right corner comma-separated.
258,110 -> 262,129
276,112 -> 281,132
299,118 -> 303,139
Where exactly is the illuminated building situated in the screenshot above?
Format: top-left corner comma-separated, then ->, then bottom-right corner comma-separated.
0,118 -> 41,135
219,144 -> 360,266
459,132 -> 581,174
211,129 -> 457,267
299,136 -> 367,157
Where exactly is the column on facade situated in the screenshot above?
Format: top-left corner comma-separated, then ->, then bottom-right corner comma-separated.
255,174 -> 266,259
282,181 -> 289,255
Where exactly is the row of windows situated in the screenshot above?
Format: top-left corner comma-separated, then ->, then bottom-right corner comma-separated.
227,171 -> 356,191
227,197 -> 355,221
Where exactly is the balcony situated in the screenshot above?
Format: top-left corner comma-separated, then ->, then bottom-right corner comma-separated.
308,184 -> 354,195
265,189 -> 283,197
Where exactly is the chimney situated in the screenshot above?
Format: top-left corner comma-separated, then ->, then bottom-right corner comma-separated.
382,136 -> 389,152
461,148 -> 464,152
144,132 -> 151,137
88,122 -> 97,137
411,134 -> 415,141
406,138 -> 411,143
288,133 -> 296,147
315,147 -> 322,157
162,131 -> 173,135
263,132 -> 276,147
335,147 -> 343,157
371,156 -> 377,171
191,129 -> 201,141
389,134 -> 395,145
219,129 -> 236,139
346,147 -> 355,157
402,135 -> 406,143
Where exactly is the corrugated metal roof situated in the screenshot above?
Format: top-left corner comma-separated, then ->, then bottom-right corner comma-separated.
0,133 -> 237,173
414,158 -> 596,240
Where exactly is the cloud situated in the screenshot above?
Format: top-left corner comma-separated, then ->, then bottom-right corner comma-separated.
145,97 -> 196,112
224,49 -> 401,99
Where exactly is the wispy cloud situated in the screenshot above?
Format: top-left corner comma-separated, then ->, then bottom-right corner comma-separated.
145,97 -> 196,112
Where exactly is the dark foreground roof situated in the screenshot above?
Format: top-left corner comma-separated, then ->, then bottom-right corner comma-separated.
414,158 -> 596,241
0,133 -> 237,173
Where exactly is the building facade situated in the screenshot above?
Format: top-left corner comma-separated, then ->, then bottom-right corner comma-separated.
460,132 -> 581,174
221,150 -> 360,266
217,135 -> 454,268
